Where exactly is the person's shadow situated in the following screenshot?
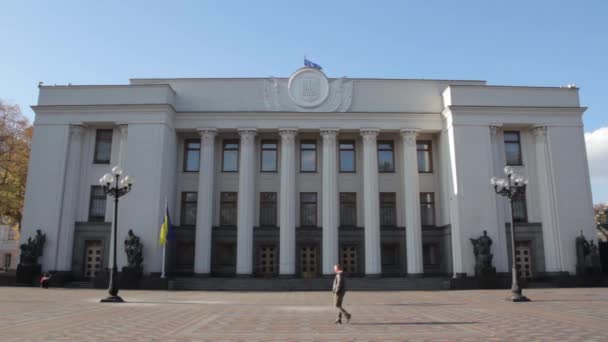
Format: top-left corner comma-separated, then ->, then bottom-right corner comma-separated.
350,321 -> 479,325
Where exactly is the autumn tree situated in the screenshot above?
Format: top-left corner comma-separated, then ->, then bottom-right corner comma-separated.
0,101 -> 32,230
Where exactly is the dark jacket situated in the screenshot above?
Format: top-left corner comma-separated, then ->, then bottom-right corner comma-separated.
332,272 -> 346,294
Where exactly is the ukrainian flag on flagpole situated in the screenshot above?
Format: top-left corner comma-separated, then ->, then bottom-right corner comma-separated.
159,201 -> 173,245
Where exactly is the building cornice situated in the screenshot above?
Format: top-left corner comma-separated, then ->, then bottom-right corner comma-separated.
31,104 -> 177,114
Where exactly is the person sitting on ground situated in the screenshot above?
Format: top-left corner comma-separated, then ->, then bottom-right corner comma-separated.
40,272 -> 52,289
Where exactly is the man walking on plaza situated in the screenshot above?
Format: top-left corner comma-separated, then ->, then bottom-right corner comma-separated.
332,264 -> 351,324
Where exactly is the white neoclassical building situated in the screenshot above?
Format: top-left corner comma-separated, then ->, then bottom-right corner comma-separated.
21,67 -> 596,282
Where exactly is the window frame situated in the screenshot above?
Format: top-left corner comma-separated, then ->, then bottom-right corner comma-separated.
260,140 -> 278,173
339,192 -> 357,227
416,140 -> 433,173
88,185 -> 106,222
377,140 -> 395,173
222,139 -> 240,172
379,192 -> 397,227
512,192 -> 528,223
300,192 -> 318,227
299,140 -> 317,173
259,192 -> 278,227
180,192 -> 198,227
93,129 -> 113,164
219,192 -> 238,226
183,139 -> 201,172
420,192 -> 436,227
504,131 -> 523,166
339,140 -> 356,173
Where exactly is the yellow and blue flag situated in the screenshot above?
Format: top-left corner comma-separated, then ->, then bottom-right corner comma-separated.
159,202 -> 174,245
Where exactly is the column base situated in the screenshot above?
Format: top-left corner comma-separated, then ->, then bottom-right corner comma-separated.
364,273 -> 382,278
235,274 -> 253,278
406,273 -> 424,278
278,274 -> 296,279
100,295 -> 124,303
192,273 -> 211,278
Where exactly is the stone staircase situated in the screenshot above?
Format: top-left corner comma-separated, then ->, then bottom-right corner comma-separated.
169,277 -> 450,291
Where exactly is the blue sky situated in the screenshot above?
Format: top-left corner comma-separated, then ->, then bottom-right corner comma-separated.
1,0 -> 607,202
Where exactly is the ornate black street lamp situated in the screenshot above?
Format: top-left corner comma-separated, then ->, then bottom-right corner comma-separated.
491,166 -> 530,302
99,166 -> 134,303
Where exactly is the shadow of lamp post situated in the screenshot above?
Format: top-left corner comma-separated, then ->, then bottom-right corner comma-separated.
99,166 -> 134,303
491,166 -> 530,302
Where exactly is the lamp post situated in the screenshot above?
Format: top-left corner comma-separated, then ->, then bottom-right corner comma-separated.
491,166 -> 530,302
99,166 -> 134,303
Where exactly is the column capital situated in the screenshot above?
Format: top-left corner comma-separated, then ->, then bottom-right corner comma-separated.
117,124 -> 128,136
197,127 -> 218,136
489,125 -> 501,137
360,128 -> 380,136
198,128 -> 217,146
400,129 -> 419,146
278,128 -> 298,137
532,126 -> 547,139
238,128 -> 257,145
69,125 -> 85,139
320,128 -> 340,137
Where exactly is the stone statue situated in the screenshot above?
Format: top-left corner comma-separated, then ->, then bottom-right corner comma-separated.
19,230 -> 46,266
470,230 -> 496,277
124,229 -> 143,269
576,231 -> 601,276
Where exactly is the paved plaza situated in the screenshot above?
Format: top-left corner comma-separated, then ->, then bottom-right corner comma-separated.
0,287 -> 607,341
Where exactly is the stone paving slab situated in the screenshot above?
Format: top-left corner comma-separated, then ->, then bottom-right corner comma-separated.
0,287 -> 607,341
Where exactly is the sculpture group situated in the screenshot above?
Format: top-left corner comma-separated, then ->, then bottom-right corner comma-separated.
575,231 -> 601,276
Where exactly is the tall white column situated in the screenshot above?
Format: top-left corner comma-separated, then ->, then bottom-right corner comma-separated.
361,128 -> 382,275
321,128 -> 339,275
55,125 -> 84,271
532,126 -> 563,272
279,128 -> 298,275
401,129 -> 423,275
236,128 -> 257,275
194,128 -> 217,274
489,126 -> 509,272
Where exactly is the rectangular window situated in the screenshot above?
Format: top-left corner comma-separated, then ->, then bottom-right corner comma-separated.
512,192 -> 528,223
4,254 -> 11,268
181,192 -> 198,226
300,192 -> 317,227
88,186 -> 106,222
420,193 -> 435,226
300,141 -> 317,172
259,192 -> 277,226
504,131 -> 523,166
378,141 -> 395,172
423,243 -> 439,266
260,140 -> 278,172
94,129 -> 113,164
339,192 -> 357,227
417,141 -> 433,173
380,192 -> 396,227
339,141 -> 356,172
183,139 -> 201,172
222,140 -> 239,172
220,192 -> 238,226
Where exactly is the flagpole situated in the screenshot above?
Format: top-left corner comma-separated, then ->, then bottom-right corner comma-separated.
161,198 -> 167,279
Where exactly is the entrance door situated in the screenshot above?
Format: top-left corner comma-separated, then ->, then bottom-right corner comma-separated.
300,245 -> 317,277
340,245 -> 358,275
84,240 -> 102,279
515,242 -> 533,279
258,245 -> 277,276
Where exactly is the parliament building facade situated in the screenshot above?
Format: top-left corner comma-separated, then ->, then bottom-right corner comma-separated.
21,67 -> 596,282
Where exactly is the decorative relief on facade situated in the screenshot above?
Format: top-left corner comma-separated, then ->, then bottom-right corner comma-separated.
264,68 -> 353,112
